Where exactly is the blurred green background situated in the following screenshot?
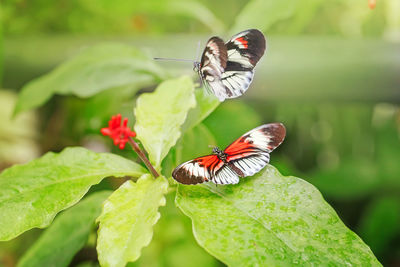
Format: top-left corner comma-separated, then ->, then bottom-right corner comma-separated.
0,0 -> 399,266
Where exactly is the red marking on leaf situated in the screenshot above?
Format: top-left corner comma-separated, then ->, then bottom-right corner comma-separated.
101,114 -> 136,149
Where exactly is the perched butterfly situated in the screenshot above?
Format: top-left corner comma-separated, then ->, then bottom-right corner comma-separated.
172,123 -> 285,185
155,29 -> 266,102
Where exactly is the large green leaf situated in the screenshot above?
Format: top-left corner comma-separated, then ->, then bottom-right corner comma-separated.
132,193 -> 220,267
97,175 -> 168,267
14,43 -> 166,115
0,147 -> 146,241
176,165 -> 380,266
134,76 -> 196,168
17,191 -> 112,267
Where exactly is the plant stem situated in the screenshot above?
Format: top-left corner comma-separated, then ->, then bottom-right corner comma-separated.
128,137 -> 160,178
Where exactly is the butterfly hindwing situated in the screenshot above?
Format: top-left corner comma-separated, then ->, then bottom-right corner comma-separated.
213,165 -> 240,185
224,123 -> 286,177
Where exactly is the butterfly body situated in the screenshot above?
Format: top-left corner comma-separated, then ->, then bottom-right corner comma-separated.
193,29 -> 266,101
172,123 -> 285,185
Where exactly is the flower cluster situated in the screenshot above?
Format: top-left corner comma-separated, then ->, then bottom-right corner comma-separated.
100,114 -> 136,149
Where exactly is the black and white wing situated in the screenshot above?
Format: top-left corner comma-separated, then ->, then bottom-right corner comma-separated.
221,29 -> 266,100
172,155 -> 239,185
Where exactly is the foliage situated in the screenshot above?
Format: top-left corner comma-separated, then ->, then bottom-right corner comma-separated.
0,47 -> 382,265
1,0 -> 395,37
18,191 -> 112,267
177,166 -> 380,266
0,147 -> 145,241
13,43 -> 166,116
0,90 -> 39,166
134,76 -> 195,168
358,196 -> 400,257
1,0 -> 398,265
97,175 -> 168,267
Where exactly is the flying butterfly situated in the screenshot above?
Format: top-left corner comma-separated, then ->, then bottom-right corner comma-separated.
172,123 -> 285,185
155,29 -> 266,102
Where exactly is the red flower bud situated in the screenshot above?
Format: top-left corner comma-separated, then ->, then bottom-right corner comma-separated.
101,114 -> 136,149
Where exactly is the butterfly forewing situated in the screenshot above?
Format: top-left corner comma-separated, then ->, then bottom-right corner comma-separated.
226,29 -> 266,66
224,123 -> 286,177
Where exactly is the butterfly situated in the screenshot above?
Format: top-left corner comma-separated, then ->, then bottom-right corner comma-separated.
194,29 -> 266,102
155,29 -> 266,102
172,123 -> 285,185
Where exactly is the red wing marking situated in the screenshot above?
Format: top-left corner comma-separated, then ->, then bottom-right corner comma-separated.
172,155 -> 225,185
195,154 -> 219,166
236,37 -> 248,48
194,155 -> 224,172
224,136 -> 253,155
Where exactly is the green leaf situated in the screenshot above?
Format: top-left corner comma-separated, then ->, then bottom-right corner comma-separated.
97,175 -> 168,267
176,123 -> 216,168
14,43 -> 166,115
163,123 -> 216,179
203,100 -> 261,148
165,1 -> 225,33
181,89 -> 220,132
230,0 -> 296,34
134,76 -> 196,168
0,20 -> 3,86
176,165 -> 381,266
0,147 -> 146,241
358,196 -> 400,257
133,193 -> 220,267
17,191 -> 112,267
0,90 -> 39,165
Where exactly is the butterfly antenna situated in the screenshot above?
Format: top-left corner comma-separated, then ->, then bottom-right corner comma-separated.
153,57 -> 194,63
195,40 -> 201,62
